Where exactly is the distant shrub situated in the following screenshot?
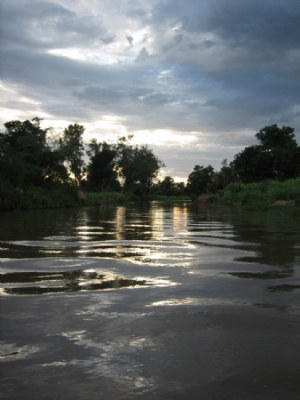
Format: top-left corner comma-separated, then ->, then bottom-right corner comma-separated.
216,178 -> 300,210
0,184 -> 79,210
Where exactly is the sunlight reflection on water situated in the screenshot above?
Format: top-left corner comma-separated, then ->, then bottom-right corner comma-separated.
1,202 -> 300,399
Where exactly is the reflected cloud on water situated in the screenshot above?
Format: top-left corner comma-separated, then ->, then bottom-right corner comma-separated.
46,329 -> 160,394
1,202 -> 300,308
147,297 -> 248,307
267,283 -> 300,293
229,270 -> 293,280
1,203 -> 300,399
0,202 -> 194,262
0,264 -> 178,296
0,341 -> 41,361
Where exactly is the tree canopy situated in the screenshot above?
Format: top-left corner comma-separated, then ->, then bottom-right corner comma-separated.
0,118 -> 66,186
256,125 -> 297,150
1,119 -> 299,201
117,142 -> 163,193
86,140 -> 119,191
62,123 -> 85,185
0,118 -> 164,194
233,124 -> 300,182
186,124 -> 299,198
187,165 -> 215,196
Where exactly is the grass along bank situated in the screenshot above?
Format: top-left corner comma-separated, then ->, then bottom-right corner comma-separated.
211,178 -> 300,211
0,185 -> 126,211
0,185 -> 189,211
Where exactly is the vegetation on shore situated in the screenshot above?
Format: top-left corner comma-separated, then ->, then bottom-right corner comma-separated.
209,178 -> 300,212
0,118 -> 299,211
0,185 -> 190,211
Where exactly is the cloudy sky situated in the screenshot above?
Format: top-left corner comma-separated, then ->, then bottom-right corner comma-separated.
1,0 -> 300,180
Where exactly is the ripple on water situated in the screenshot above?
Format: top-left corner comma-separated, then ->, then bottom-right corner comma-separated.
0,341 -> 40,360
0,257 -> 178,296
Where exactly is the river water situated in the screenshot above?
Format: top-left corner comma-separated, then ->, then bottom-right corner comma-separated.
0,201 -> 300,399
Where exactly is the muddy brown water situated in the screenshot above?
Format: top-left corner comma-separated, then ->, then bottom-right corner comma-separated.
0,202 -> 300,399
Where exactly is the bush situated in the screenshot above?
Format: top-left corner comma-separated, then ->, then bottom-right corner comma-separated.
0,184 -> 79,210
216,178 -> 300,209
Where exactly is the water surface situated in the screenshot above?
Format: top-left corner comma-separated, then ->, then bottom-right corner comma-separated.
1,202 -> 300,399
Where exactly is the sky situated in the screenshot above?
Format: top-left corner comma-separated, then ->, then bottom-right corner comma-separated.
1,0 -> 300,181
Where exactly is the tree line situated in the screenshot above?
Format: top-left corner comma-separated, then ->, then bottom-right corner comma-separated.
186,124 -> 300,197
0,118 -> 163,195
0,119 -> 299,199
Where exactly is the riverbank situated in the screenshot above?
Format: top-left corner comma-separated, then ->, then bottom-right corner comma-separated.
0,184 -> 189,211
210,178 -> 300,213
0,185 -> 130,211
1,179 -> 300,213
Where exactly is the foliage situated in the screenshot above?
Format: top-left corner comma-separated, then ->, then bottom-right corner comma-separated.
233,145 -> 274,182
215,178 -> 300,210
0,118 -> 70,187
187,165 -> 215,197
0,118 -> 166,209
0,118 -> 47,186
233,124 -> 300,182
86,140 -> 120,191
118,142 -> 163,194
255,125 -> 297,149
213,159 -> 236,190
158,176 -> 176,195
152,176 -> 187,196
1,118 -> 299,211
61,123 -> 85,185
80,191 -> 126,206
0,183 -> 78,210
186,124 -> 300,208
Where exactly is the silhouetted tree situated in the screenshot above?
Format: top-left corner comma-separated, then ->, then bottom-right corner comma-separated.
117,141 -> 163,193
233,125 -> 300,182
62,123 -> 85,185
256,125 -> 297,149
158,176 -> 176,195
233,145 -> 274,183
0,118 -> 60,186
86,139 -> 120,191
152,177 -> 187,196
187,165 -> 215,196
214,159 -> 236,189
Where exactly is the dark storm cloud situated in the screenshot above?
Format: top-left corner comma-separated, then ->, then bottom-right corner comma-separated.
0,0 -> 114,50
153,0 -> 300,50
136,0 -> 299,141
1,0 -> 300,175
151,1 -> 300,85
204,0 -> 300,50
0,47 -> 117,87
74,86 -> 174,110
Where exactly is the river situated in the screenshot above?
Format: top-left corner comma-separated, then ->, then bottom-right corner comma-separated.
0,201 -> 300,399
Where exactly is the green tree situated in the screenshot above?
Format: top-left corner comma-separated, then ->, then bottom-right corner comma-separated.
187,165 -> 215,196
256,125 -> 297,150
233,145 -> 274,183
233,124 -> 300,182
152,177 -> 187,196
0,118 -> 54,186
86,139 -> 120,191
44,130 -> 69,183
158,176 -> 177,195
174,181 -> 187,196
118,142 -> 163,193
256,124 -> 299,180
62,123 -> 85,185
154,176 -> 187,196
214,159 -> 236,190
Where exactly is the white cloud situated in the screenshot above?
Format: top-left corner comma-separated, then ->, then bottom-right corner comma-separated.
131,129 -> 198,147
1,0 -> 300,178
